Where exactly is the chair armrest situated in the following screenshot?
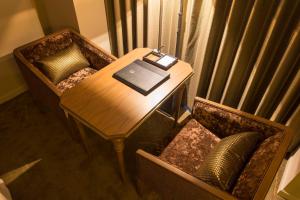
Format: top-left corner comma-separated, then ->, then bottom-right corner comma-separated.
191,97 -> 284,138
136,149 -> 237,200
13,50 -> 62,97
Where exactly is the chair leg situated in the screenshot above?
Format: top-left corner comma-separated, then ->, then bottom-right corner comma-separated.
173,85 -> 185,127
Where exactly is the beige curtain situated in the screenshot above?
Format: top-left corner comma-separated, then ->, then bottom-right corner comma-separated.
105,0 -> 300,151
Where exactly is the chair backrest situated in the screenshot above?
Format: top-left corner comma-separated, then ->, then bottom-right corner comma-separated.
192,98 -> 281,139
18,29 -> 115,70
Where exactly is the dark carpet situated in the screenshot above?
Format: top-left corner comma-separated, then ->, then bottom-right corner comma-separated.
0,92 -> 175,200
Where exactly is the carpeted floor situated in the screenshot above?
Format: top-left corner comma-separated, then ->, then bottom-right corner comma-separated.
0,92 -> 286,200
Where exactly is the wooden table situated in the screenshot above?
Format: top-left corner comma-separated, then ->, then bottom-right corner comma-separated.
60,48 -> 193,180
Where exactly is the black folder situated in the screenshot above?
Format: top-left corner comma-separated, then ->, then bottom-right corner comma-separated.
113,59 -> 170,95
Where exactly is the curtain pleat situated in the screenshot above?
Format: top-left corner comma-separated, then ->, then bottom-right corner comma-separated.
238,0 -> 299,113
136,0 -> 144,48
271,68 -> 300,123
196,0 -> 231,98
185,0 -> 215,105
176,0 -> 189,58
119,0 -> 129,54
113,0 -> 125,56
147,0 -> 160,49
105,0 -> 149,56
143,0 -> 148,47
161,0 -> 179,55
131,0 -> 137,49
104,0 -> 118,56
183,0 -> 203,64
206,0 -> 255,102
256,26 -> 300,118
126,0 -> 133,52
221,0 -> 278,107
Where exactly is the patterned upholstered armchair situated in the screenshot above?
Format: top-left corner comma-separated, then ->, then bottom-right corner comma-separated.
137,97 -> 293,200
13,29 -> 116,121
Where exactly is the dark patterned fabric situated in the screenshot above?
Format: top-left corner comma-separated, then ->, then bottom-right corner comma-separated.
159,119 -> 221,177
20,30 -> 114,70
192,98 -> 281,138
232,133 -> 283,200
196,132 -> 262,191
56,67 -> 97,93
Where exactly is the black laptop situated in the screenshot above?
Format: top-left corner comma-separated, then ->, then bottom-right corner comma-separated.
113,59 -> 170,95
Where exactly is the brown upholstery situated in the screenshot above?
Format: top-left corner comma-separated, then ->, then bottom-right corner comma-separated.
136,97 -> 293,200
159,119 -> 221,177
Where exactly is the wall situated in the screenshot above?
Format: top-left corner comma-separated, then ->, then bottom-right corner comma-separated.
35,0 -> 79,33
73,0 -> 107,38
0,0 -> 44,104
73,0 -> 111,52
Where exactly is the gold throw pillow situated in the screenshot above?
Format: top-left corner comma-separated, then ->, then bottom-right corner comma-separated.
196,132 -> 262,191
37,43 -> 89,84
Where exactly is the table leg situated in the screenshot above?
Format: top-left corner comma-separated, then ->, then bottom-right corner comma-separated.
63,111 -> 81,142
112,138 -> 127,181
73,118 -> 91,156
173,85 -> 185,127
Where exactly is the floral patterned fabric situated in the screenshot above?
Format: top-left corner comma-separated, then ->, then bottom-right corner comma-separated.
20,30 -> 114,70
159,119 -> 221,177
232,133 -> 283,200
56,67 -> 97,93
192,98 -> 281,138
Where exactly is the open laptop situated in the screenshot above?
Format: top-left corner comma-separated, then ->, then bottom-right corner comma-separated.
113,59 -> 170,95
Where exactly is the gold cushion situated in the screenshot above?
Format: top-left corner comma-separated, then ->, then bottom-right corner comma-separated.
196,132 -> 262,191
37,43 -> 89,84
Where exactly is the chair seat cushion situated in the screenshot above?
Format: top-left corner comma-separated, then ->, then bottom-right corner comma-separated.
159,119 -> 221,176
56,67 -> 97,93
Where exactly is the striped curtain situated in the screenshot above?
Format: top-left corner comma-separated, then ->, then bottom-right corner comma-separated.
104,0 -> 300,151
104,0 -> 181,57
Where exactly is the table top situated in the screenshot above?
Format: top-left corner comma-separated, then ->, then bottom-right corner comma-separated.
60,48 -> 193,139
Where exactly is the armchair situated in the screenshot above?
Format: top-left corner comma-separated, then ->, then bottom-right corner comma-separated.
137,97 -> 293,200
13,29 -> 117,122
